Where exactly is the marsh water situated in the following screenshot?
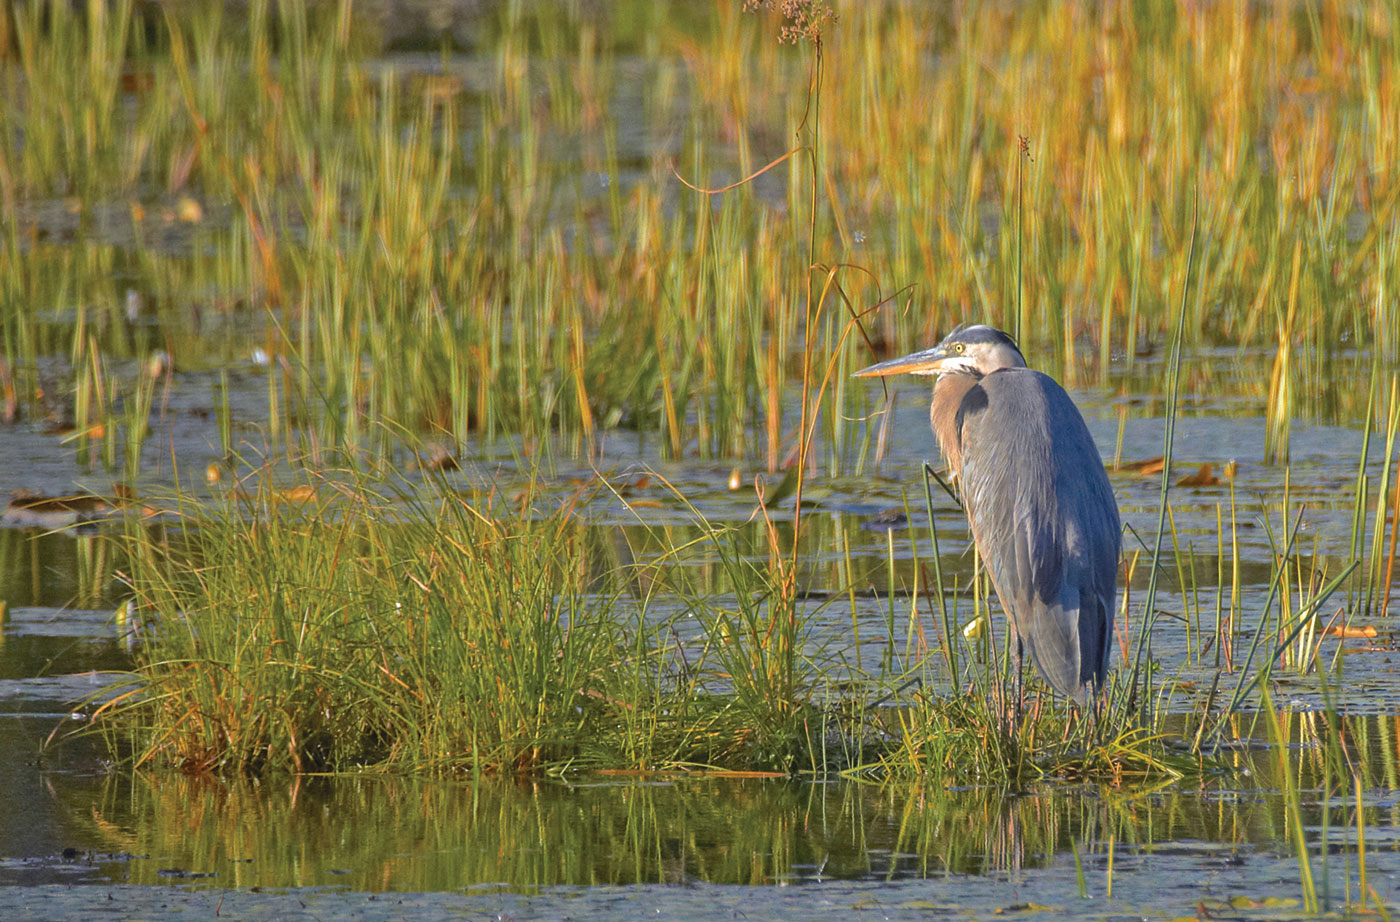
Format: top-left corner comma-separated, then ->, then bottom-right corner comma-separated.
3,361 -> 1400,918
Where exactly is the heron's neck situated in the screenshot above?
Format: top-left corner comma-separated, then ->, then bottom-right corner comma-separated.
930,373 -> 979,477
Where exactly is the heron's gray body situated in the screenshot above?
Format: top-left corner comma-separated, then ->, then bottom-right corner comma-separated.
854,324 -> 1121,704
946,367 -> 1119,700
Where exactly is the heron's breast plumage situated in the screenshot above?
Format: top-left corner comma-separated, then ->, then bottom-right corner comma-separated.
929,373 -> 979,478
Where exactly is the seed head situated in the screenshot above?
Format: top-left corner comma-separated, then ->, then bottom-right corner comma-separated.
744,0 -> 835,44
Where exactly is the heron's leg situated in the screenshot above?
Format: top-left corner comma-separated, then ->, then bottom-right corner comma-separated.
1090,683 -> 1104,742
1013,637 -> 1025,723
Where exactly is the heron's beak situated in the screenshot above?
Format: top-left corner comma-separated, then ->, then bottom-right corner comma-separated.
852,345 -> 951,377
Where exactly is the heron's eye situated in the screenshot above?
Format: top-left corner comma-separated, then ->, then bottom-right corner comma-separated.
954,343 -> 965,354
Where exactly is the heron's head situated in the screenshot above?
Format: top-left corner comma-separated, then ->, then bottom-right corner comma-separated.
853,324 -> 1026,379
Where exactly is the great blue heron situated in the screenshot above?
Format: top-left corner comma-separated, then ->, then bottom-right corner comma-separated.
855,324 -> 1120,704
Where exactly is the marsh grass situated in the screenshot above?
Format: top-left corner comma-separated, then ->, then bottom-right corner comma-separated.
1252,688 -> 1400,917
90,463 -> 880,775
72,451 -> 1310,785
4,0 -> 1400,471
101,472 -> 632,774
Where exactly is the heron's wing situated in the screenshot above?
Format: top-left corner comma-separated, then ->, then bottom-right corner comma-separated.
958,369 -> 1121,701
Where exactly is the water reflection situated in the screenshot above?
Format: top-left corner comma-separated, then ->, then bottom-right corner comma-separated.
29,775 -> 1196,888
7,736 -> 1381,892
0,527 -> 123,611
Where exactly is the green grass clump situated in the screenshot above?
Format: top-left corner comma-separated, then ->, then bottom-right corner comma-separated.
95,466 -> 865,775
882,686 -> 1190,787
101,473 -> 650,774
83,463 -> 1203,783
